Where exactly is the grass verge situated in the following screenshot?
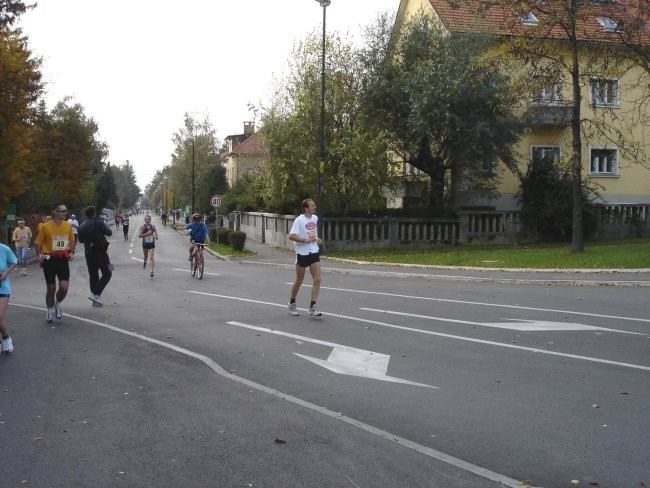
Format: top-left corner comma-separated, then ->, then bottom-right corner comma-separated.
209,242 -> 255,257
325,238 -> 650,269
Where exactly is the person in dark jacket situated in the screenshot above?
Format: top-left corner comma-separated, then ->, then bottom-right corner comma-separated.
78,206 -> 112,307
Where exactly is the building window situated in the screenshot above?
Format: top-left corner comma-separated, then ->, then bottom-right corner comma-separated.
596,17 -> 618,32
531,145 -> 561,163
481,156 -> 496,175
591,78 -> 619,107
590,148 -> 618,176
521,12 -> 538,25
532,83 -> 561,105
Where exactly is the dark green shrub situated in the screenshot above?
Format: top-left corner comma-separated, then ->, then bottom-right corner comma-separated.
208,225 -> 218,242
217,227 -> 232,245
229,231 -> 246,251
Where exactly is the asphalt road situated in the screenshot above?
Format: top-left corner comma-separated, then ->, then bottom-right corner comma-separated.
1,215 -> 648,488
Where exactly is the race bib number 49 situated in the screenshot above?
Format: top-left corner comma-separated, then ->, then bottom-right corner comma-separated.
52,235 -> 69,252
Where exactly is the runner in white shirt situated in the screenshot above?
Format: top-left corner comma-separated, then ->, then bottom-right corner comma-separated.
287,198 -> 323,316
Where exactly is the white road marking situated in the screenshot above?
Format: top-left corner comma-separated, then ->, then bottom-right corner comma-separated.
188,291 -> 650,371
174,268 -> 220,276
360,308 -> 645,335
9,302 -> 532,488
226,321 -> 436,388
293,284 -> 650,324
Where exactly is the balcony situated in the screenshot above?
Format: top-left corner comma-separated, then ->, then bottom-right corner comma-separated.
526,104 -> 574,127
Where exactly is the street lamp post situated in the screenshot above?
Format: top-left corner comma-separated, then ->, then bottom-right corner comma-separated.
163,176 -> 168,217
192,138 -> 196,214
315,0 -> 330,250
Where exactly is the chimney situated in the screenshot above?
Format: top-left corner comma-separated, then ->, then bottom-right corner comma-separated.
244,121 -> 255,135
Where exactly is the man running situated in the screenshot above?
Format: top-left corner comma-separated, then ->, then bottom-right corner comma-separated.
288,198 -> 323,317
78,206 -> 113,307
34,204 -> 76,322
0,241 -> 18,353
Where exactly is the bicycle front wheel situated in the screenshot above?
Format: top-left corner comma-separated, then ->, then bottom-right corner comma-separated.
197,253 -> 205,279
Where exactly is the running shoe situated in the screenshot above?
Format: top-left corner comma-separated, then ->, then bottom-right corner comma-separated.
46,308 -> 54,323
150,271 -> 154,278
54,302 -> 63,320
88,294 -> 103,306
309,305 -> 322,317
288,302 -> 299,316
1,336 -> 13,353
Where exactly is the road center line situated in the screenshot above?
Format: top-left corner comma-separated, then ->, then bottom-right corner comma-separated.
359,307 -> 644,335
9,302 -> 530,488
291,284 -> 650,324
188,291 -> 650,371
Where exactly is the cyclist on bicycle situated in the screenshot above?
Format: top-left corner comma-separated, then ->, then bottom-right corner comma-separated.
186,213 -> 210,261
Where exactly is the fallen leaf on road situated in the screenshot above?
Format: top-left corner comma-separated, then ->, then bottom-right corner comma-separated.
571,481 -> 580,485
592,404 -> 599,408
274,438 -> 286,444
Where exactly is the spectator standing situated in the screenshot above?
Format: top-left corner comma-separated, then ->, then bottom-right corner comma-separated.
12,219 -> 32,276
68,213 -> 79,245
78,206 -> 113,307
0,242 -> 18,353
33,204 -> 76,323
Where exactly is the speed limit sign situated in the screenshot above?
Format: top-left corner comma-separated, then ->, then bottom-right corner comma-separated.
210,195 -> 223,208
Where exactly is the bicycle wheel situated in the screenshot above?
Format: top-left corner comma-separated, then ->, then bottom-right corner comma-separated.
190,253 -> 197,276
197,252 -> 205,279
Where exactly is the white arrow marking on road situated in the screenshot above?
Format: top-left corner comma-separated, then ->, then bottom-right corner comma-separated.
227,321 -> 436,388
360,308 -> 645,335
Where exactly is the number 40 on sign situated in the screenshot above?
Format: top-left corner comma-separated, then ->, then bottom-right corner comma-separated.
210,195 -> 222,208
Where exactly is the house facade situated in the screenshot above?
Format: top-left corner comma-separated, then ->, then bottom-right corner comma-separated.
395,0 -> 650,211
222,122 -> 266,188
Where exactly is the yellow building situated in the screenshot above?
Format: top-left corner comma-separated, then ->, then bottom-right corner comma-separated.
222,122 -> 266,189
395,0 -> 650,210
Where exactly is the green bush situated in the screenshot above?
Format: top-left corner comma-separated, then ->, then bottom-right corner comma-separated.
208,225 -> 218,242
229,231 -> 247,251
217,227 -> 232,245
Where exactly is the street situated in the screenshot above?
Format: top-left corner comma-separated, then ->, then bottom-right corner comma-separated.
1,215 -> 648,488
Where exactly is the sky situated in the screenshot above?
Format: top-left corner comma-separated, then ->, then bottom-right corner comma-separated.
17,0 -> 399,191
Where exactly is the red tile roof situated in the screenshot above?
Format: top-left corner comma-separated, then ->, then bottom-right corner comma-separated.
426,0 -> 650,44
231,131 -> 266,156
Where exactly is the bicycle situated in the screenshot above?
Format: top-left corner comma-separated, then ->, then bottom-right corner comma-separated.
190,242 -> 205,279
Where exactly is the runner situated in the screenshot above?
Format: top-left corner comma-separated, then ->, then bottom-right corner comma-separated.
33,204 -> 76,323
138,214 -> 158,277
78,206 -> 113,307
122,213 -> 130,240
0,241 -> 18,353
288,198 -> 323,317
12,219 -> 32,276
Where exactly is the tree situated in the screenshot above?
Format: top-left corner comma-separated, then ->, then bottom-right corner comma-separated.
0,0 -> 31,28
258,30 -> 398,215
169,113 -> 223,213
361,12 -> 525,216
111,161 -> 141,209
0,27 -> 43,212
96,163 -> 116,211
